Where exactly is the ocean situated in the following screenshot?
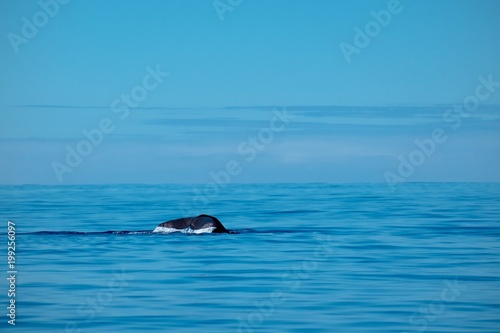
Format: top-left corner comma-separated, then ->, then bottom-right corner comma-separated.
1,183 -> 499,332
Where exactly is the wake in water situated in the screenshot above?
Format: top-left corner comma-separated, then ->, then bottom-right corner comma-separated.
21,229 -> 242,235
19,229 -> 310,236
23,230 -> 156,235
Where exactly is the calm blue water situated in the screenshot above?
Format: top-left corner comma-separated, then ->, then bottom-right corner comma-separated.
1,183 -> 499,332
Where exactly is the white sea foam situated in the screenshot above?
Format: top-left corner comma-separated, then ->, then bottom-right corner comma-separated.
152,226 -> 217,234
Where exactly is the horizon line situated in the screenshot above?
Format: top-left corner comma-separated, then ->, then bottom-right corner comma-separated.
5,104 -> 500,110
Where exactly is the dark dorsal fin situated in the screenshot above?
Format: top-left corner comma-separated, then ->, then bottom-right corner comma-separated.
192,214 -> 228,233
156,214 -> 229,233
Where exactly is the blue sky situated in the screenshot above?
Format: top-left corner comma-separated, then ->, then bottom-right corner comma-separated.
0,0 -> 499,185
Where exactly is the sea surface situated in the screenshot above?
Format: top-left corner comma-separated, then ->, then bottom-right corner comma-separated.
1,183 -> 499,333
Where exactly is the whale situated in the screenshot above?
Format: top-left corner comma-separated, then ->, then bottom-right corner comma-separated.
153,214 -> 229,234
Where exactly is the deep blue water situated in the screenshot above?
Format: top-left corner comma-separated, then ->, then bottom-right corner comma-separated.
1,183 -> 499,332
